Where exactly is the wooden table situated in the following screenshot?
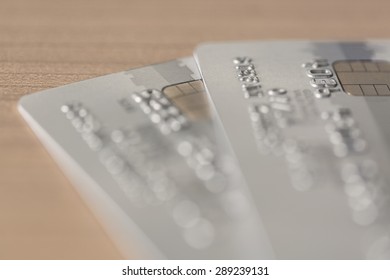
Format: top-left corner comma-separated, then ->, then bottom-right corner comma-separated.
1,0 -> 390,259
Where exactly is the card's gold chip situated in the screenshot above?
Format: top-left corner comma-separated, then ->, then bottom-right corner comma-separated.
162,80 -> 210,121
333,60 -> 390,96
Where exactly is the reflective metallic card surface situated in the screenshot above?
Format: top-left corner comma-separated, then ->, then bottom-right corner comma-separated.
195,41 -> 390,259
18,58 -> 272,259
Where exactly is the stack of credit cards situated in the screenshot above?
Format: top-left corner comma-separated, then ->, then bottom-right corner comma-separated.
19,41 -> 390,259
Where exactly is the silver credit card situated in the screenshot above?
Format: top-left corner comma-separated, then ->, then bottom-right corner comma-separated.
18,58 -> 272,259
195,41 -> 390,259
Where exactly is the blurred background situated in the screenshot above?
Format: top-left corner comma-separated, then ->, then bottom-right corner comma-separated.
1,0 -> 390,259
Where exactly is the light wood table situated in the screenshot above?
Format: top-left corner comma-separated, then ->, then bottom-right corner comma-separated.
1,0 -> 390,259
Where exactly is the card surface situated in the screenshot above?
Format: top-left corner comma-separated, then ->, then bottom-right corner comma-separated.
195,41 -> 390,259
18,58 -> 273,259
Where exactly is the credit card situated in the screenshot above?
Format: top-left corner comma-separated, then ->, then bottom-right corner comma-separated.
195,41 -> 390,259
18,58 -> 272,259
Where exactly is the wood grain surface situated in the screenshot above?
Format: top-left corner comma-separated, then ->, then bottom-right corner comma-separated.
1,0 -> 390,259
